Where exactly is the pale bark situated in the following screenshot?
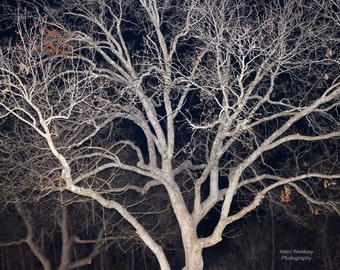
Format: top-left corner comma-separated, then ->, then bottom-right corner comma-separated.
58,208 -> 72,270
0,0 -> 339,269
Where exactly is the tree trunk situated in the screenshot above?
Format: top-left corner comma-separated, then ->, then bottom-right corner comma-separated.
318,216 -> 334,270
182,244 -> 204,270
57,208 -> 72,270
181,229 -> 204,270
18,245 -> 26,270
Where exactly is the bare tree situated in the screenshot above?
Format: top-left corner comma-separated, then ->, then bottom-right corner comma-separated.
0,120 -> 175,269
0,188 -> 123,270
1,0 -> 339,269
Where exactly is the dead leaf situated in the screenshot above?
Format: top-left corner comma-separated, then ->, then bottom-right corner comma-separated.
19,63 -> 30,75
325,49 -> 333,58
280,185 -> 291,203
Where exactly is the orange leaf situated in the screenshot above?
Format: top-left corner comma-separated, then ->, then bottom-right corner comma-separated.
280,185 -> 291,203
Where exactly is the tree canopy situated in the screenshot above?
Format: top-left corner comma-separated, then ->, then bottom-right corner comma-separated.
0,0 -> 339,269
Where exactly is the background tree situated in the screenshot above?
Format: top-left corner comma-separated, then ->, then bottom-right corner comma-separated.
0,115 -> 180,269
0,0 -> 339,269
0,127 -> 123,270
